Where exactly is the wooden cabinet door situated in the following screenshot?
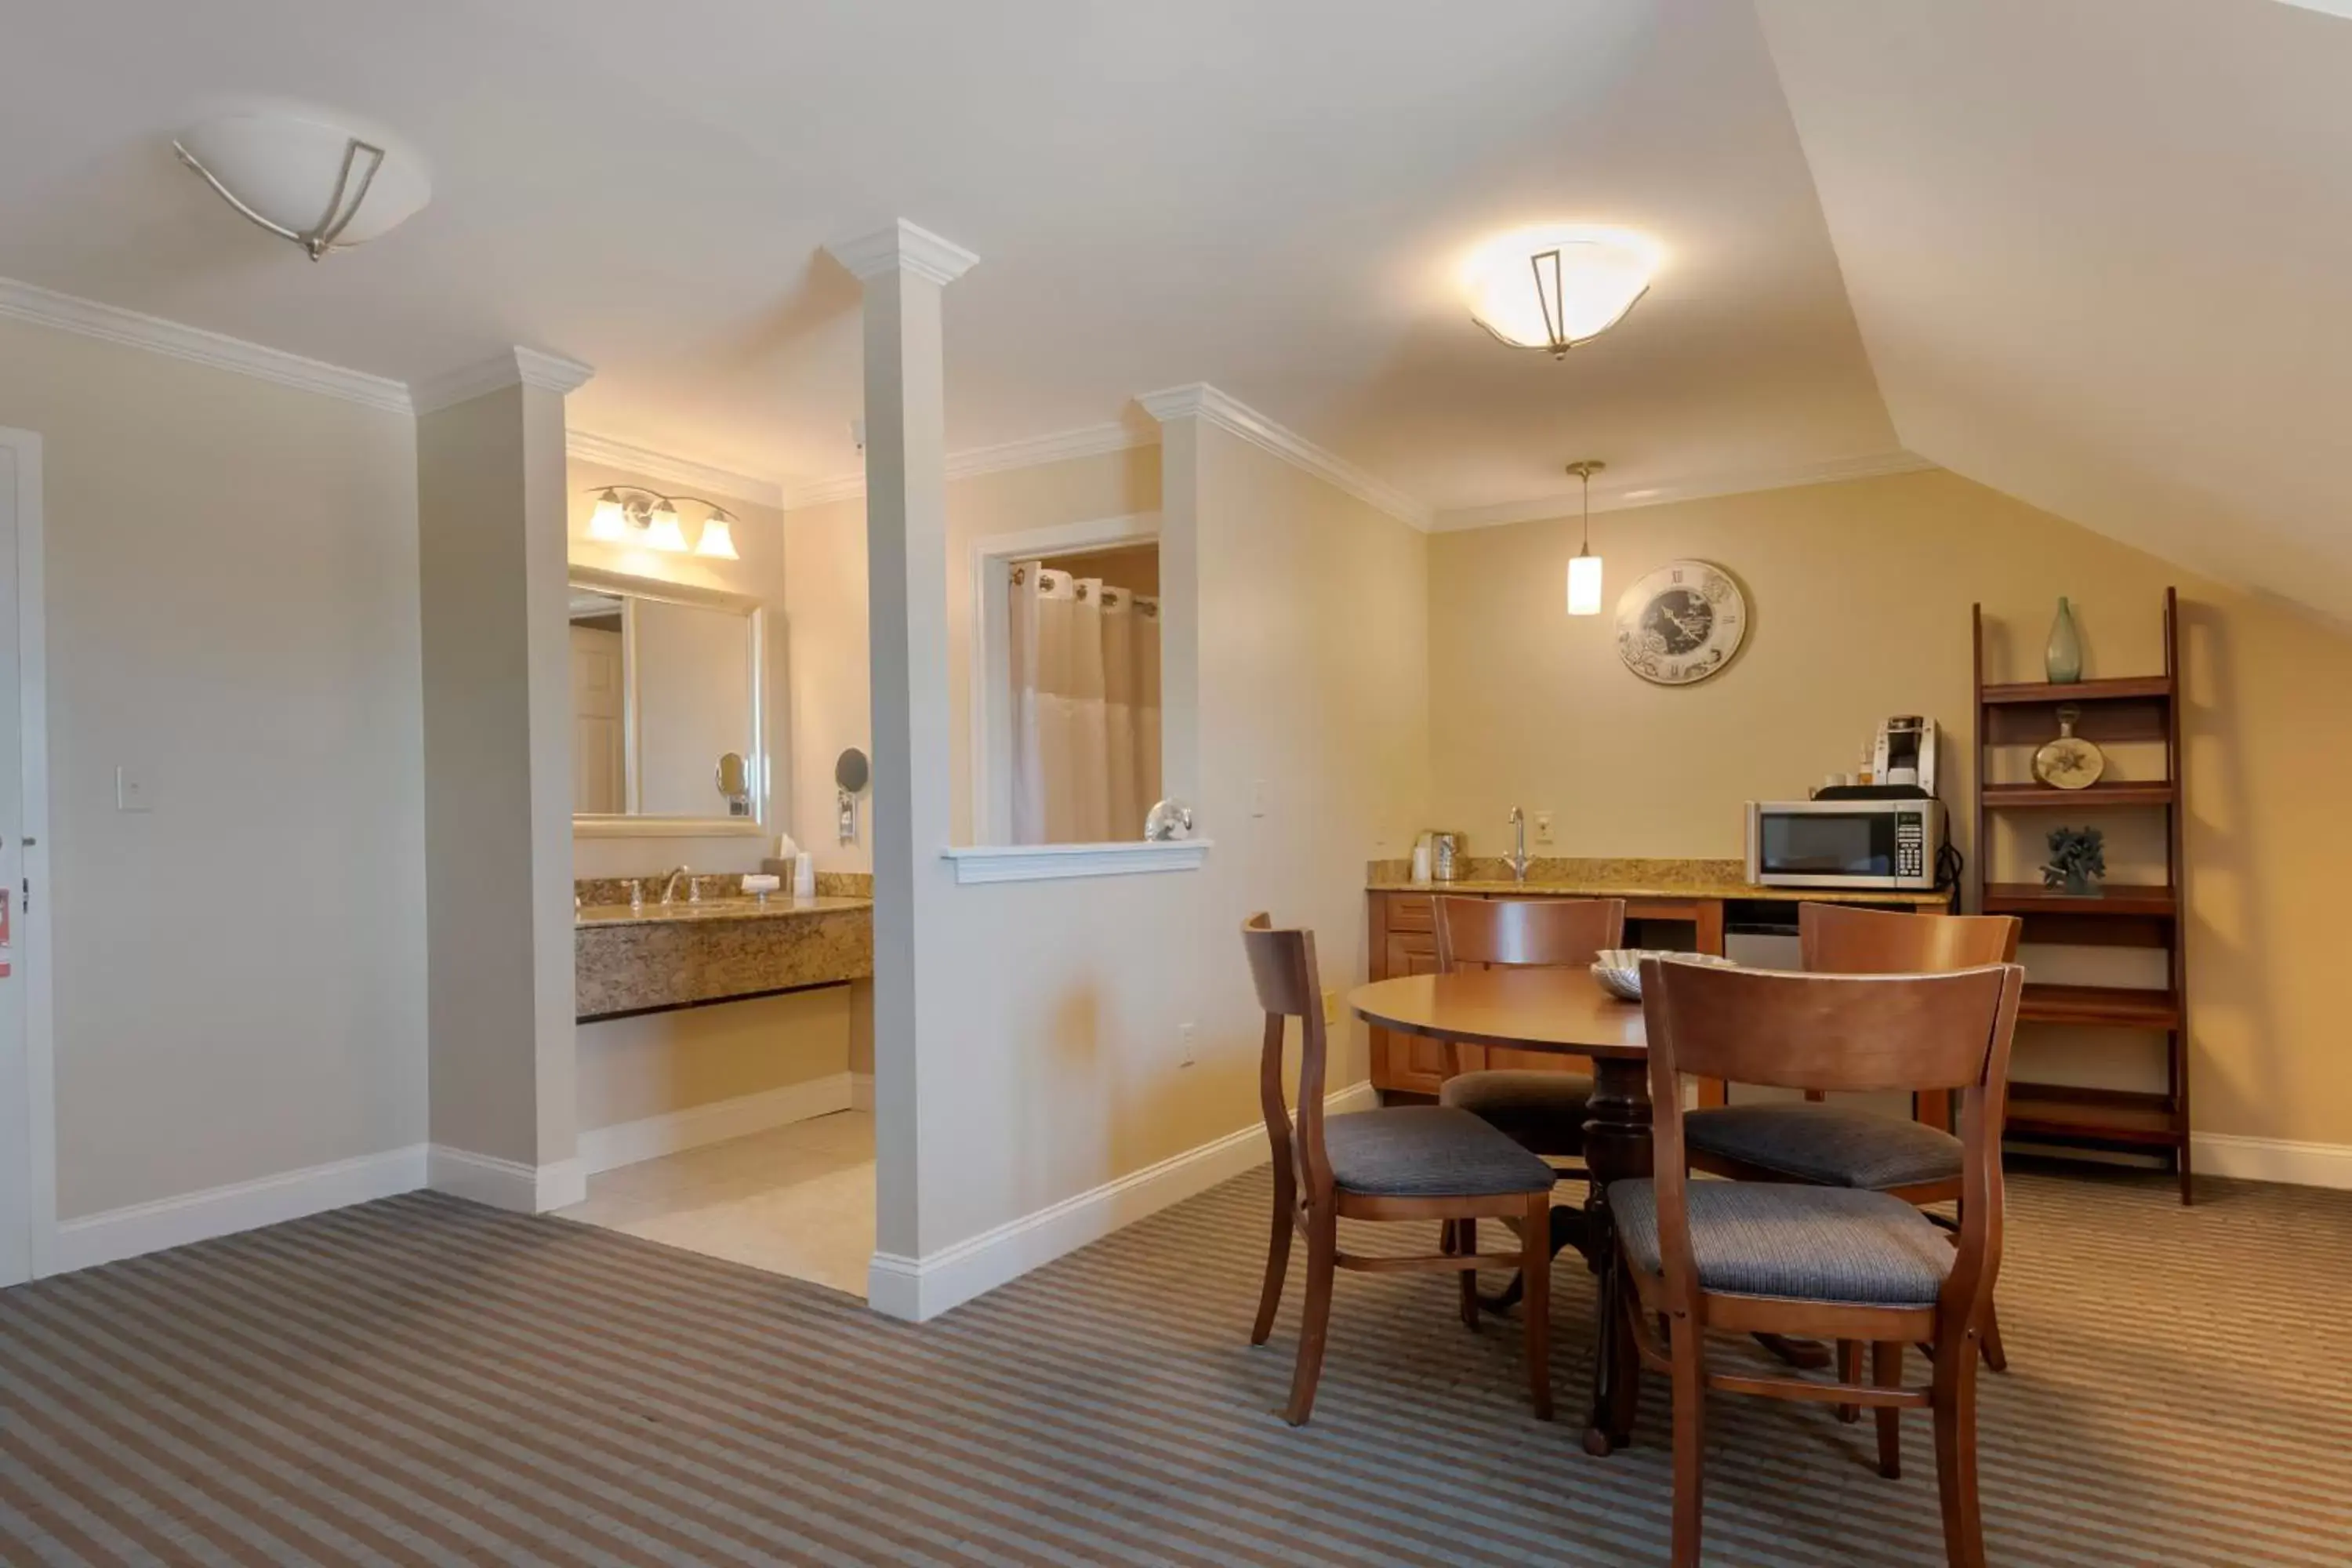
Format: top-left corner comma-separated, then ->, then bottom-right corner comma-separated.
1378,932 -> 1455,1095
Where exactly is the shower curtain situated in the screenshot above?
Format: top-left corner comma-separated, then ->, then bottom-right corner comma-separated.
1009,562 -> 1162,844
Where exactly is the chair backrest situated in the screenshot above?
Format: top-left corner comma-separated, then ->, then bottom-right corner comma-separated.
1434,896 -> 1626,972
1799,903 -> 2020,972
1242,913 -> 1334,1200
1639,956 -> 2024,1324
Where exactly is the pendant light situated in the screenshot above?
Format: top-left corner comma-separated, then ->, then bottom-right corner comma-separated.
1564,460 -> 1605,616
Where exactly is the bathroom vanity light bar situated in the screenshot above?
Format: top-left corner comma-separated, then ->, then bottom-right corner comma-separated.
585,486 -> 740,559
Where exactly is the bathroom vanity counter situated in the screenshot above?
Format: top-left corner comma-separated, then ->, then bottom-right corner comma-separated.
575,894 -> 870,928
574,895 -> 873,1021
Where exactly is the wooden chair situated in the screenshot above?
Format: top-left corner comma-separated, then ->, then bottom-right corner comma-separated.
1432,897 -> 1624,1301
1242,913 -> 1559,1425
1432,895 -> 1626,1157
1683,904 -> 2021,1421
1611,955 -> 2024,1568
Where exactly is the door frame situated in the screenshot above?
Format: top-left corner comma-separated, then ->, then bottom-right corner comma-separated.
0,427 -> 55,1286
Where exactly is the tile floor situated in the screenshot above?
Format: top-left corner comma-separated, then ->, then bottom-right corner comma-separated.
558,1110 -> 876,1296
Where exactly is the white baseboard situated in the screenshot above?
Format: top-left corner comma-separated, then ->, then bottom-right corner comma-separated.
2191,1132 -> 2352,1189
426,1145 -> 585,1213
849,1072 -> 874,1112
866,1080 -> 1379,1323
576,1073 -> 855,1177
49,1144 -> 429,1276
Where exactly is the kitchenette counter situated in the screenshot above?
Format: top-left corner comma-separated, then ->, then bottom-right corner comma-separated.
1364,858 -> 1952,1099
1367,856 -> 1951,906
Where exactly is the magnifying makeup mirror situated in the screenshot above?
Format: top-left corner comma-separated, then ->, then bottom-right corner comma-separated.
835,747 -> 869,844
715,751 -> 751,816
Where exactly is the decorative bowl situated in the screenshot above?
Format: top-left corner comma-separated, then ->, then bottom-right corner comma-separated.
1590,948 -> 1737,1002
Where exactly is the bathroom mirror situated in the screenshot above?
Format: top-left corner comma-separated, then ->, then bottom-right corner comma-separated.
569,568 -> 766,836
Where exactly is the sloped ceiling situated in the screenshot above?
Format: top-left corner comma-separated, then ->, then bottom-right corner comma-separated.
1756,0 -> 2352,625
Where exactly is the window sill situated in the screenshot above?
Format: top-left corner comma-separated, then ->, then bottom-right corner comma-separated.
941,840 -> 1211,885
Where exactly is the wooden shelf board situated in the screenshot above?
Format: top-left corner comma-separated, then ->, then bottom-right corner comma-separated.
2005,1088 -> 2183,1147
1982,780 -> 2175,808
2018,982 -> 2179,1029
1984,882 -> 2177,917
1980,676 -> 2172,706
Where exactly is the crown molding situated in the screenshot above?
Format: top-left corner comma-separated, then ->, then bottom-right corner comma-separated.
1138,383 -> 1435,531
777,420 -> 1154,510
565,430 -> 784,509
410,347 -> 594,416
824,220 -> 981,286
1429,449 -> 1937,532
0,274 -> 413,414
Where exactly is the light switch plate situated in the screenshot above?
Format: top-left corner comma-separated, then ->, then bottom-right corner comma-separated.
1534,811 -> 1555,844
116,767 -> 154,813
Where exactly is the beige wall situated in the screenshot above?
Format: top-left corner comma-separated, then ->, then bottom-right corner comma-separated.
894,424 -> 1428,1253
575,989 -> 852,1131
782,445 -> 1162,869
0,317 -> 427,1217
417,380 -> 578,1172
1429,468 -> 2352,1147
568,456 -> 789,880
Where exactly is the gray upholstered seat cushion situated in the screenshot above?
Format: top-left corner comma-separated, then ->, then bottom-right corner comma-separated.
1322,1107 -> 1559,1199
1683,1102 -> 1962,1191
1438,1070 -> 1592,1156
1610,1178 -> 1955,1306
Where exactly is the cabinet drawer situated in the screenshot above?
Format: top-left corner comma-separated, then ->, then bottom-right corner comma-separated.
1387,895 -> 1435,933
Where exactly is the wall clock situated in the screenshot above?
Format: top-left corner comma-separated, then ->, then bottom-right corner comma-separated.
1615,560 -> 1748,686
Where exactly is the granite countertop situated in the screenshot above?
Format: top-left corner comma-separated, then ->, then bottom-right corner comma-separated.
575,894 -> 871,929
1365,857 -> 1950,907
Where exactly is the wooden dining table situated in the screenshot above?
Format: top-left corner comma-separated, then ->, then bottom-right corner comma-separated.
1347,965 -> 1652,1457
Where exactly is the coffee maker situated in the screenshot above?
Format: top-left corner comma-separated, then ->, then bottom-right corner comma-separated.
1872,716 -> 1939,797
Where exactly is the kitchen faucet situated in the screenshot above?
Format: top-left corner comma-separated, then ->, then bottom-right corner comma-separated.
1504,807 -> 1531,884
660,865 -> 694,905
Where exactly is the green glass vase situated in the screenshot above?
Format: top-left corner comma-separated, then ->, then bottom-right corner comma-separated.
2045,597 -> 2083,684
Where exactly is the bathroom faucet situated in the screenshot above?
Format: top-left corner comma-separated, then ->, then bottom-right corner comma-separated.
660,866 -> 693,905
1504,807 -> 1531,885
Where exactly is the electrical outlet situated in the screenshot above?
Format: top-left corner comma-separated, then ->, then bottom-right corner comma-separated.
1178,1022 -> 1196,1068
1534,811 -> 1555,844
1322,989 -> 1341,1026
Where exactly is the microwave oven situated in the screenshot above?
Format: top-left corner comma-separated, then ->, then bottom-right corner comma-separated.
1744,799 -> 1945,891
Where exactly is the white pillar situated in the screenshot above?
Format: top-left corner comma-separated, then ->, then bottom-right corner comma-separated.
824,221 -> 976,1315
414,347 -> 592,1212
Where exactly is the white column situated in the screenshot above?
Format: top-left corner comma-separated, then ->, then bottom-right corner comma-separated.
824,221 -> 976,1312
414,347 -> 593,1212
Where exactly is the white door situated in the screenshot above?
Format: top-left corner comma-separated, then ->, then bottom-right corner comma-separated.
570,624 -> 626,813
0,437 -> 28,1286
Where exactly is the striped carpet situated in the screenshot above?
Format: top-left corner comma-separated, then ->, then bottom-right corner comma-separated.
2,1166 -> 2347,1566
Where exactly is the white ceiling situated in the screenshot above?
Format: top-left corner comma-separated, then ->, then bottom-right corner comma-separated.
0,0 -> 1898,512
1757,0 -> 2352,622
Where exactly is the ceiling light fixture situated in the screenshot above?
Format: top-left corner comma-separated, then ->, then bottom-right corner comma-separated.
1466,226 -> 1659,357
172,113 -> 431,260
1565,460 -> 1606,616
584,488 -> 740,560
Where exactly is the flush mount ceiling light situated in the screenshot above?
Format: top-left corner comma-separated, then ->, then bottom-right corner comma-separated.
586,487 -> 741,560
172,113 -> 431,260
1465,226 -> 1660,357
1564,460 -> 1606,616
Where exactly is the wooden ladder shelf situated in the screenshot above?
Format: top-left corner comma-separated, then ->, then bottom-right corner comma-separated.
1972,587 -> 2193,1203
